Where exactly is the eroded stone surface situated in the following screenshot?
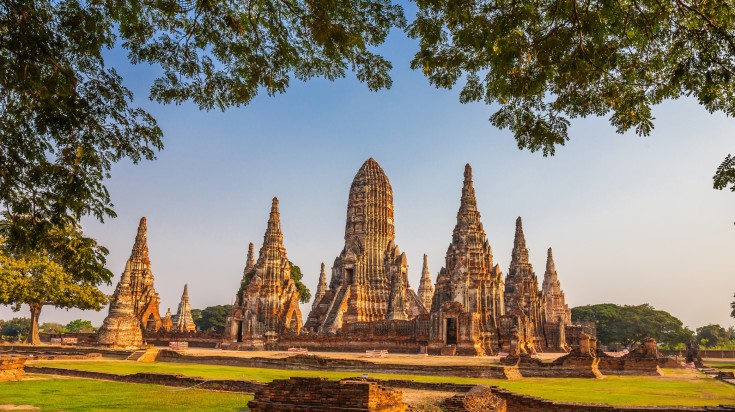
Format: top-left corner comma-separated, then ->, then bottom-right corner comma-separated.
417,254 -> 434,312
172,284 -> 196,333
0,356 -> 27,382
247,377 -> 408,412
305,158 -> 426,333
97,268 -> 144,348
429,164 -> 506,355
122,217 -> 162,331
226,198 -> 303,348
503,217 -> 545,354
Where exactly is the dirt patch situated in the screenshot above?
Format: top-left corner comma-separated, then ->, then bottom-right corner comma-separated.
0,405 -> 40,411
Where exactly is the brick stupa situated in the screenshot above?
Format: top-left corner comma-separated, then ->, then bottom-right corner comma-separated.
97,269 -> 144,348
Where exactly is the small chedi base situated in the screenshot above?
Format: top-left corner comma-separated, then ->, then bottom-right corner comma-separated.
247,377 -> 408,412
442,386 -> 507,412
501,333 -> 603,378
598,338 -> 664,376
0,355 -> 27,381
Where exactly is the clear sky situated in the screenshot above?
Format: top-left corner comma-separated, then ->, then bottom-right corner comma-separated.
2,3 -> 734,331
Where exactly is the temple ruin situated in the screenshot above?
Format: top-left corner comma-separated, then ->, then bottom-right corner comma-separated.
304,158 -> 426,333
225,198 -> 303,349
172,284 -> 196,333
227,159 -> 585,355
122,217 -> 162,331
97,269 -> 144,348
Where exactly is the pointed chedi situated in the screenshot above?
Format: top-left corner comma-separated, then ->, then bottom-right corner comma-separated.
225,197 -> 303,349
430,163 -> 505,355
504,216 -> 545,354
312,263 -> 328,310
542,248 -> 571,325
97,268 -> 144,348
123,217 -> 162,331
417,254 -> 434,311
172,284 -> 196,332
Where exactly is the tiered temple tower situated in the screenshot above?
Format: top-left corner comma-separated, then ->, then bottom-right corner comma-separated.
235,242 -> 257,306
123,217 -> 162,331
542,248 -> 571,325
226,198 -> 303,348
312,263 -> 328,310
305,158 -> 426,333
417,254 -> 434,311
429,164 -> 505,355
504,217 -> 546,353
97,269 -> 143,348
172,284 -> 197,332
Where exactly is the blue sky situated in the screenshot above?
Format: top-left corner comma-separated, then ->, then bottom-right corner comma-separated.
2,5 -> 734,331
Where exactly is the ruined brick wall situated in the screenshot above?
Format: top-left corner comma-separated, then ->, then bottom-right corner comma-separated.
442,386 -> 507,412
0,355 -> 26,381
247,377 -> 408,412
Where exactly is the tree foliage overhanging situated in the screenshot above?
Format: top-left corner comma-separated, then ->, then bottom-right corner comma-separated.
408,0 -> 735,194
3,0 -> 735,246
571,303 -> 692,348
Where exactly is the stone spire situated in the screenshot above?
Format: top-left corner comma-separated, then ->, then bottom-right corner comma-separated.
225,197 -> 303,345
257,197 -> 289,284
417,254 -> 434,311
312,263 -> 328,309
431,163 -> 505,355
243,242 -> 255,278
510,217 -> 529,266
504,216 -> 545,354
172,284 -> 196,332
542,248 -> 571,325
123,217 -> 162,331
97,269 -> 143,348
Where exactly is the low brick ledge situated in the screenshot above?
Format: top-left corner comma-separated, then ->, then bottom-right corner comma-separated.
25,366 -> 264,393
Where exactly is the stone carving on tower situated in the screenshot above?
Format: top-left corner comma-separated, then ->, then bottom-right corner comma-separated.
304,158 -> 426,334
304,158 -> 425,333
225,198 -> 303,349
429,164 -> 506,355
172,284 -> 197,333
503,217 -> 546,354
417,254 -> 434,311
542,248 -> 571,325
97,269 -> 144,348
313,263 -> 328,310
122,217 -> 162,331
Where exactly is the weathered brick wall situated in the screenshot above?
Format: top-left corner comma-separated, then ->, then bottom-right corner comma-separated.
157,350 -> 519,379
247,377 -> 408,412
442,386 -> 507,412
0,355 -> 26,382
26,366 -> 264,393
2,345 -> 135,359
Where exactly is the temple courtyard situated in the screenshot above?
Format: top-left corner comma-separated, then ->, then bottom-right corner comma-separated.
1,349 -> 734,411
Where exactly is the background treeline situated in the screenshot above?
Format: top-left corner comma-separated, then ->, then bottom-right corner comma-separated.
571,303 -> 735,350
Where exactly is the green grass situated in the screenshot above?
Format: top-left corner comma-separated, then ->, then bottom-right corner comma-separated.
30,360 -> 735,406
705,360 -> 735,370
0,375 -> 252,411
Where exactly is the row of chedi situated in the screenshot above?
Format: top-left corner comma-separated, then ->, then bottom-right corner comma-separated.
99,159 -> 583,356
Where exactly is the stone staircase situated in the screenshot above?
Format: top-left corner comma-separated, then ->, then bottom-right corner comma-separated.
126,348 -> 159,362
320,285 -> 350,334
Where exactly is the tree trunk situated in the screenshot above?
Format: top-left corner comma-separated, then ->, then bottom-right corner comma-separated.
27,304 -> 42,345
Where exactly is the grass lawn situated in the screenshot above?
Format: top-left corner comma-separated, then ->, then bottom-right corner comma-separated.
705,360 -> 735,370
30,360 -> 735,406
0,375 -> 251,411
